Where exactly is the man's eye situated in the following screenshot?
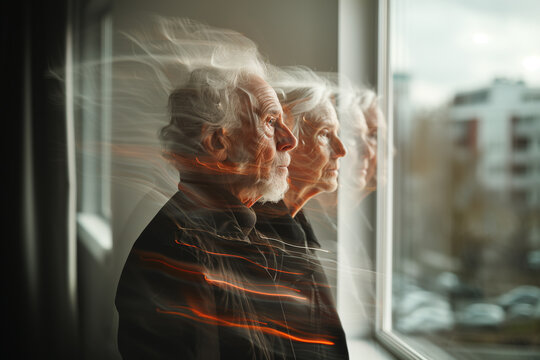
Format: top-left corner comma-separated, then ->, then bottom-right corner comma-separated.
318,130 -> 331,143
319,130 -> 330,138
267,117 -> 277,126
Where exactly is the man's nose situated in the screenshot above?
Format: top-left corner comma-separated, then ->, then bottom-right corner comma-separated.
332,136 -> 347,158
275,122 -> 297,151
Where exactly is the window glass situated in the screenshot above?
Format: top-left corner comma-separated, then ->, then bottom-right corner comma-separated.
390,0 -> 540,358
76,8 -> 112,221
74,3 -> 113,256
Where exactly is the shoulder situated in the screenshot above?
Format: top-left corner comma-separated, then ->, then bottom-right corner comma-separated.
116,193 -> 207,301
125,191 -> 206,267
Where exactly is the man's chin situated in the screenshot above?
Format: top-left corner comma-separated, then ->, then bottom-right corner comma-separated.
259,176 -> 289,203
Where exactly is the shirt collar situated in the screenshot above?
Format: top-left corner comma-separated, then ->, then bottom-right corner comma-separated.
170,181 -> 257,242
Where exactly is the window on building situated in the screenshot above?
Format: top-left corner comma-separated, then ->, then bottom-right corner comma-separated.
376,0 -> 540,359
511,164 -> 528,175
512,136 -> 530,151
453,90 -> 490,106
523,91 -> 540,102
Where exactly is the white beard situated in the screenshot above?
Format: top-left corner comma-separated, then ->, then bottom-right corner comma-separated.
258,170 -> 289,203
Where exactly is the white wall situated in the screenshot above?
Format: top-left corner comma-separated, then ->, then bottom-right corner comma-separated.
113,0 -> 338,70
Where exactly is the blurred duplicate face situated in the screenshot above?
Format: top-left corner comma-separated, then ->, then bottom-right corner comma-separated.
352,107 -> 375,191
356,104 -> 385,191
229,75 -> 297,202
286,101 -> 347,194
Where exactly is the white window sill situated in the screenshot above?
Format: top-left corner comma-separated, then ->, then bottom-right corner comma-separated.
77,212 -> 112,262
349,338 -> 396,360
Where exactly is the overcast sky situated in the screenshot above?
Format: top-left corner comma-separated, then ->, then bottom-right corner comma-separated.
391,0 -> 540,107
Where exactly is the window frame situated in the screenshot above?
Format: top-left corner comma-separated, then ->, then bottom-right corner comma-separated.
373,1 -> 456,359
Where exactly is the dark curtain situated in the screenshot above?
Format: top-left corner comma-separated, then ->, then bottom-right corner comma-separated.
4,0 -> 79,358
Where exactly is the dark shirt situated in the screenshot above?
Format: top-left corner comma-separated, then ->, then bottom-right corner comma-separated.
254,201 -> 350,360
115,184 -> 342,359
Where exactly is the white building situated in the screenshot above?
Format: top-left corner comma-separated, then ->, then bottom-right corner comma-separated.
450,78 -> 540,250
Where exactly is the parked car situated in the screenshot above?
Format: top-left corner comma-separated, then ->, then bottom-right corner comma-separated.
506,303 -> 536,322
497,285 -> 540,310
394,289 -> 455,333
396,306 -> 455,333
456,303 -> 505,328
395,289 -> 448,317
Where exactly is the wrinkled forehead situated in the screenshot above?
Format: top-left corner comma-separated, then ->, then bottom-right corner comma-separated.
239,75 -> 282,117
304,100 -> 339,129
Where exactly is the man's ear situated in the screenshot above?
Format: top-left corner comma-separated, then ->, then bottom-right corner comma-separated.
201,126 -> 230,162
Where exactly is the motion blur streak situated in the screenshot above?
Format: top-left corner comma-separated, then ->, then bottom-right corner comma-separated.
175,240 -> 305,275
156,307 -> 335,345
204,275 -> 308,301
139,255 -> 202,275
140,254 -> 306,299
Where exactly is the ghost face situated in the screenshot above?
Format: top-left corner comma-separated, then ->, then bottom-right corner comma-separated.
355,103 -> 384,192
286,101 -> 347,196
351,107 -> 375,191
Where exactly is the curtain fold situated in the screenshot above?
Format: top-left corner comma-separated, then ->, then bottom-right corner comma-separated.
7,0 -> 79,357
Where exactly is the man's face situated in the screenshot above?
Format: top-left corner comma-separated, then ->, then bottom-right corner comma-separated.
287,101 -> 347,194
228,75 -> 297,202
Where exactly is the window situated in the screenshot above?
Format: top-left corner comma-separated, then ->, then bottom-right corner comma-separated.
522,91 -> 540,102
511,164 -> 528,176
376,0 -> 540,359
453,90 -> 490,106
75,1 -> 113,260
513,137 -> 530,151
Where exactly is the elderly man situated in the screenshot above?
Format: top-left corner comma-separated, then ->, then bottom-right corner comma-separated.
114,62 -> 307,360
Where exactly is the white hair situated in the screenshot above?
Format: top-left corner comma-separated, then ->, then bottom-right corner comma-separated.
270,66 -> 338,138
